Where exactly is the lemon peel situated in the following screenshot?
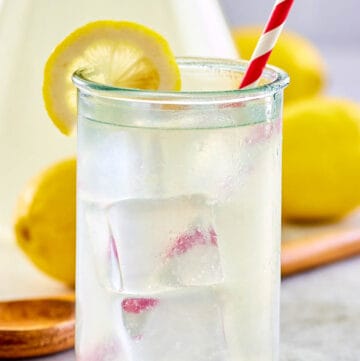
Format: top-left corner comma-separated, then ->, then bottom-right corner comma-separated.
43,20 -> 181,135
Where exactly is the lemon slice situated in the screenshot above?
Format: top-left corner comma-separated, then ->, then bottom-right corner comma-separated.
43,20 -> 181,135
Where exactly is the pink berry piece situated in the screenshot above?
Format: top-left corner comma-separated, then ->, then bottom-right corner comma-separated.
109,234 -> 120,262
121,298 -> 159,339
122,298 -> 159,314
166,227 -> 218,258
157,226 -> 223,288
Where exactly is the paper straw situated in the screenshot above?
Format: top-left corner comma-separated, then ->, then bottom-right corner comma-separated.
239,0 -> 295,89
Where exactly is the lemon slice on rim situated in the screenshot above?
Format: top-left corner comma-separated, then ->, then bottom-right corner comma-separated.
43,20 -> 181,135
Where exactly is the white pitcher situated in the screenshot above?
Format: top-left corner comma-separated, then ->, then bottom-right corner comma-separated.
0,0 -> 236,236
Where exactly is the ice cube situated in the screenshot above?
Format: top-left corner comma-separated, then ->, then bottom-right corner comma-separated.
85,203 -> 122,291
107,195 -> 222,292
156,226 -> 223,287
121,288 -> 228,361
121,297 -> 159,339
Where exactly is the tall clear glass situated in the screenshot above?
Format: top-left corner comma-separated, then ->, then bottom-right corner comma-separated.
74,58 -> 289,361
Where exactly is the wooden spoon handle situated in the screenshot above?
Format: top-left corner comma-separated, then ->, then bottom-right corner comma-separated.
281,229 -> 360,276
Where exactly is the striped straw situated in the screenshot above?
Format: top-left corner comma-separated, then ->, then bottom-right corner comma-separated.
239,0 -> 295,89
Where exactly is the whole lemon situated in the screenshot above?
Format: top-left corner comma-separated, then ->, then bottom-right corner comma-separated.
14,158 -> 76,286
232,27 -> 326,103
282,98 -> 360,221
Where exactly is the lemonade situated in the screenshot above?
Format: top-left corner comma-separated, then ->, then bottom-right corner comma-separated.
74,59 -> 288,361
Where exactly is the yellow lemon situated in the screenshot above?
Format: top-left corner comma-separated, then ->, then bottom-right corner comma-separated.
282,97 -> 360,221
232,27 -> 326,103
43,20 -> 181,135
14,159 -> 76,286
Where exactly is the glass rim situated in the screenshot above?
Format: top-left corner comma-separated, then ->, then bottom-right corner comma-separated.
72,57 -> 289,104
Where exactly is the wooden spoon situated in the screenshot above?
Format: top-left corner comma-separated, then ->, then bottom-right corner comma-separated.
0,296 -> 75,359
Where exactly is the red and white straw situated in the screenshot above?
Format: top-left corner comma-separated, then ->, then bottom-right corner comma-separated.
239,0 -> 295,89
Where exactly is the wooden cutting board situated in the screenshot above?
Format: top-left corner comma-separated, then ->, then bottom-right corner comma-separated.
282,210 -> 360,276
282,227 -> 360,276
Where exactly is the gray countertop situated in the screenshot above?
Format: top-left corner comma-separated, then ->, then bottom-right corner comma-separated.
2,47 -> 360,361
281,257 -> 360,360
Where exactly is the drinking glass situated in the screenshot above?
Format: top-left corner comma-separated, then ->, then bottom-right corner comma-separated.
74,58 -> 289,361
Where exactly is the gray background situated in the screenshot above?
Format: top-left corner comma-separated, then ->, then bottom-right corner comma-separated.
221,0 -> 360,103
221,0 -> 360,47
